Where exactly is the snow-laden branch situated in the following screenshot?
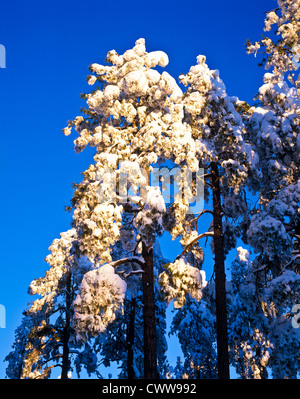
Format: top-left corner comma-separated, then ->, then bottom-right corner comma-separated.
109,256 -> 145,269
175,232 -> 214,261
118,269 -> 144,279
188,209 -> 213,226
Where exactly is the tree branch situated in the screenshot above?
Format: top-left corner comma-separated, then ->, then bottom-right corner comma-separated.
40,354 -> 63,367
174,232 -> 214,261
283,254 -> 300,269
118,269 -> 144,279
109,256 -> 145,269
188,209 -> 213,226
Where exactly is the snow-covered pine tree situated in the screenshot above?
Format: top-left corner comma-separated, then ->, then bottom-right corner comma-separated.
246,0 -> 300,277
228,247 -> 272,379
170,294 -> 217,379
247,73 -> 300,271
163,55 -> 257,379
244,74 -> 300,377
8,38 -> 208,380
5,315 -> 34,379
91,240 -> 169,379
243,1 -> 300,377
63,38 -> 194,378
5,229 -> 96,378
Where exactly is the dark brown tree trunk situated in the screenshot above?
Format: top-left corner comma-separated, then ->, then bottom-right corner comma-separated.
142,242 -> 158,379
61,272 -> 71,379
127,298 -> 136,379
211,162 -> 230,379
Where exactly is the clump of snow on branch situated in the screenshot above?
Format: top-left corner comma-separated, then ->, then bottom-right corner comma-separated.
28,228 -> 91,313
134,186 -> 166,243
73,265 -> 127,342
247,212 -> 293,261
159,258 -> 207,308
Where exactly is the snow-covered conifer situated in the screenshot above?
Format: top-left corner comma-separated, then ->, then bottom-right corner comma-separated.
170,55 -> 256,378
6,229 -> 96,379
228,247 -> 272,379
5,315 -> 34,379
247,0 -> 300,90
170,295 -> 217,379
63,38 -> 188,378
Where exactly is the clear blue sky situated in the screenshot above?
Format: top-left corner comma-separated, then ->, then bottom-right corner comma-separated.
0,0 -> 276,378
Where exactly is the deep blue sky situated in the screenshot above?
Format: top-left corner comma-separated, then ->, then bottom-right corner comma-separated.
0,0 -> 276,378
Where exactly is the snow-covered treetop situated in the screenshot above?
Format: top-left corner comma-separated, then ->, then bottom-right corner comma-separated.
179,54 -> 257,193
63,39 -> 199,264
64,38 -> 186,165
247,0 -> 300,90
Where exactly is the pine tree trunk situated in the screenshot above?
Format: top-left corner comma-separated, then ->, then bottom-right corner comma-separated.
61,272 -> 71,379
142,241 -> 158,379
211,162 -> 230,379
127,298 -> 136,379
